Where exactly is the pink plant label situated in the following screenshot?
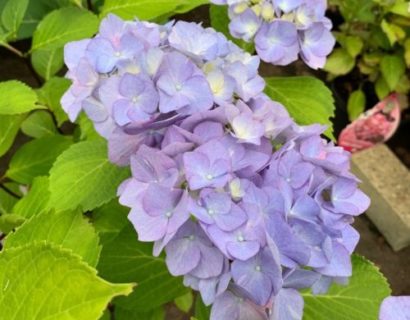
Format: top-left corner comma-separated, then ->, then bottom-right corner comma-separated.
338,94 -> 401,153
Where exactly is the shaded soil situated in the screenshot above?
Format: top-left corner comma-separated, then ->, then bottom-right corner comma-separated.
1,5 -> 409,300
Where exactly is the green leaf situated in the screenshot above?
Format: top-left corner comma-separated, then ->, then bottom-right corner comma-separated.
395,74 -> 410,95
101,0 -> 208,20
335,0 -> 375,23
209,4 -> 254,53
344,36 -> 364,58
370,28 -> 391,51
0,80 -> 39,115
303,255 -> 391,320
37,77 -> 71,126
98,225 -> 188,311
381,20 -> 405,45
380,54 -> 406,91
48,140 -> 130,212
175,291 -> 194,313
78,113 -> 104,141
194,296 -> 211,320
390,0 -> 410,18
347,89 -> 366,122
375,77 -> 391,100
21,110 -> 57,138
404,39 -> 410,68
91,199 -> 129,243
31,7 -> 99,51
264,77 -> 335,138
6,210 -> 101,267
31,48 -> 64,80
12,176 -> 51,218
16,0 -> 73,40
0,214 -> 25,233
115,306 -> 165,320
0,242 -> 133,320
6,135 -> 73,184
99,310 -> 111,320
324,48 -> 355,76
0,114 -> 24,157
1,0 -> 29,38
0,184 -> 19,214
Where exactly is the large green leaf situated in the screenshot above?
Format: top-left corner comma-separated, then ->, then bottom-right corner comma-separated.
0,114 -> 24,157
303,255 -> 391,320
6,135 -> 73,184
380,54 -> 406,91
98,225 -> 188,311
0,80 -> 39,115
1,0 -> 29,39
12,176 -> 51,218
16,0 -> 73,40
92,199 -> 129,244
5,210 -> 101,267
264,76 -> 335,138
101,0 -> 208,20
115,306 -> 165,320
0,242 -> 133,320
21,110 -> 57,138
31,7 -> 99,51
31,48 -> 64,80
37,77 -> 71,126
48,140 -> 130,212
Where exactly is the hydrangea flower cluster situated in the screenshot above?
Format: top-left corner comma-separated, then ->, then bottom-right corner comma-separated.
62,14 -> 369,320
211,0 -> 336,69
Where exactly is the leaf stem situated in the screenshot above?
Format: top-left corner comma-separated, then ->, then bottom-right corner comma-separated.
0,184 -> 21,199
0,42 -> 25,58
24,58 -> 43,87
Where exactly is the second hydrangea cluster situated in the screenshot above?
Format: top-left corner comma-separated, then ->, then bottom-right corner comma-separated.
62,14 -> 368,320
211,0 -> 336,69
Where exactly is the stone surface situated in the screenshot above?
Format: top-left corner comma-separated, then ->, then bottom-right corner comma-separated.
352,144 -> 410,251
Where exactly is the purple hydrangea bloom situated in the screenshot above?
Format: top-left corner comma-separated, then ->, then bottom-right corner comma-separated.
231,246 -> 282,305
211,287 -> 269,320
380,296 -> 410,320
229,9 -> 261,42
190,189 -> 247,231
254,21 -> 299,66
156,52 -> 214,114
62,14 -> 369,320
168,21 -> 221,61
211,0 -> 335,68
112,73 -> 158,125
300,22 -> 336,69
183,139 -> 231,190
